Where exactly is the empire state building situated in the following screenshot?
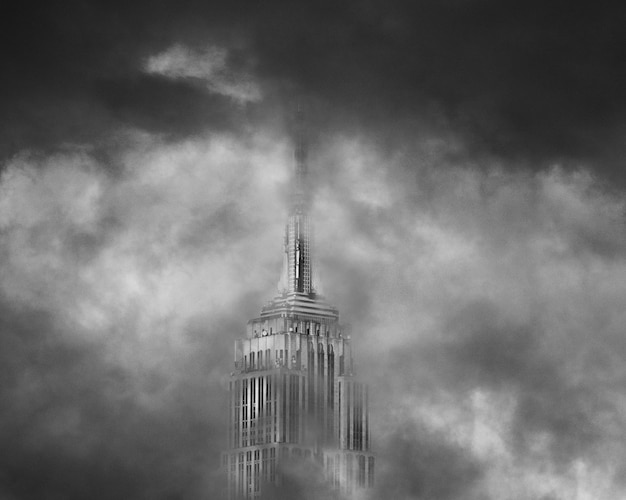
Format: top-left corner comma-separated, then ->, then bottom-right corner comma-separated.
222,113 -> 375,499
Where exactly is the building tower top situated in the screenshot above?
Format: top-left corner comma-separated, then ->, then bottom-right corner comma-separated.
222,111 -> 374,499
291,105 -> 309,214
277,107 -> 318,297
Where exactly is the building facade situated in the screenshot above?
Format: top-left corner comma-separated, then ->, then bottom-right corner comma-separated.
222,116 -> 374,499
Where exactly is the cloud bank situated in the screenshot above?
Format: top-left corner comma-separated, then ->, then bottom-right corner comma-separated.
2,127 -> 625,499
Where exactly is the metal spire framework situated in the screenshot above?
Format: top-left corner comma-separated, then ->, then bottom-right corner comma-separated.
278,106 -> 315,296
221,110 -> 374,499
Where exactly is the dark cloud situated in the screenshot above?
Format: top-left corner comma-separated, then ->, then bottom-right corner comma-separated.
441,301 -> 602,462
0,294 -> 232,500
249,0 -> 626,173
0,1 -> 242,160
96,76 -> 239,138
375,420 -> 483,500
2,1 -> 626,177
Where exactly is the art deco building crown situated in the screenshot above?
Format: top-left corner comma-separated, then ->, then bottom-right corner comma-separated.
222,111 -> 374,499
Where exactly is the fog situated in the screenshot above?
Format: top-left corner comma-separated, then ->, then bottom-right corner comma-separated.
2,2 -> 626,499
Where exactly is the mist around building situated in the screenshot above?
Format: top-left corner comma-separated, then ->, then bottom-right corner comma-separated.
1,2 -> 626,500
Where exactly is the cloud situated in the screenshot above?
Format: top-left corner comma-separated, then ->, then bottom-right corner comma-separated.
1,3 -> 626,497
0,129 -> 290,499
2,1 -> 626,180
144,44 -> 262,103
308,137 -> 626,499
2,118 -> 626,499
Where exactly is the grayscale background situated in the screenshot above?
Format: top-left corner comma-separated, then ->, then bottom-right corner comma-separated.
1,2 -> 625,499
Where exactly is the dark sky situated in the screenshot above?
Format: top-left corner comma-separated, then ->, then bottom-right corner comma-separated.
1,1 -> 626,499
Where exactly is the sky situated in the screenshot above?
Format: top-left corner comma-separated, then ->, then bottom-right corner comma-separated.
1,1 -> 626,499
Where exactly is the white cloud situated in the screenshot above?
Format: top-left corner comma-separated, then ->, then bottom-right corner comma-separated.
307,136 -> 626,498
2,128 -> 626,498
144,44 -> 261,103
0,130 -> 289,370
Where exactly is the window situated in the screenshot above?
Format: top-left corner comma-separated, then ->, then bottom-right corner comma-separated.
368,457 -> 375,487
347,454 -> 353,488
254,462 -> 260,491
358,455 -> 366,487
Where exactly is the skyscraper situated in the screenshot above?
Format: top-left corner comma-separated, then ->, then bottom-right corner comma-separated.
222,112 -> 374,499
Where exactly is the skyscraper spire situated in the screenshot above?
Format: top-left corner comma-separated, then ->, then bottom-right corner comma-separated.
278,106 -> 315,296
221,112 -> 374,499
291,104 -> 309,214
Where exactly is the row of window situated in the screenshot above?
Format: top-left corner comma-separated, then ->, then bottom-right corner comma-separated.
226,449 -> 374,499
232,377 -> 278,447
241,343 -> 338,372
327,454 -> 374,490
252,322 -> 336,338
339,381 -> 369,451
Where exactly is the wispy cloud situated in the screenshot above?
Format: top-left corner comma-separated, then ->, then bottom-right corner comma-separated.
144,44 -> 261,103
